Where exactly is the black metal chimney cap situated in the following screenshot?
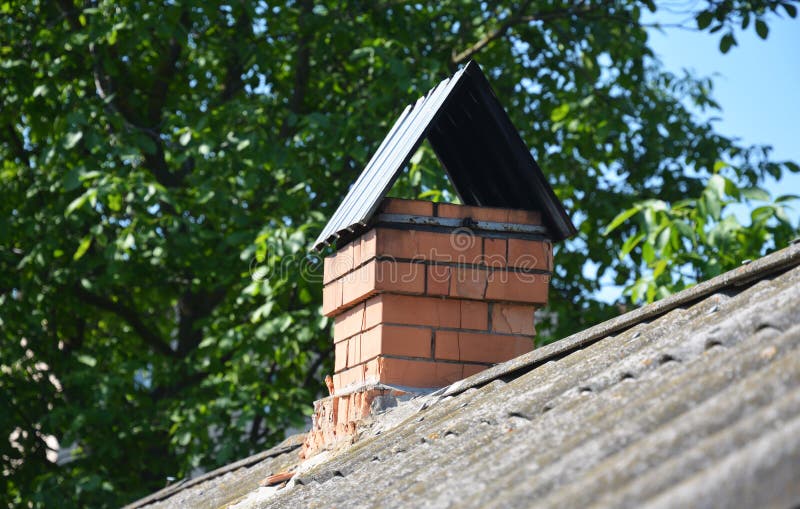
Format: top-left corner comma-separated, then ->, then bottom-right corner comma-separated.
313,61 -> 577,251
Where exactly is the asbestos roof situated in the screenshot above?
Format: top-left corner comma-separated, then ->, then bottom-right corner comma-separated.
128,243 -> 800,509
313,61 -> 577,251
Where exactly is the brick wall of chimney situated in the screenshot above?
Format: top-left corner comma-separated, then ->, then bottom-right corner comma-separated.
301,198 -> 553,458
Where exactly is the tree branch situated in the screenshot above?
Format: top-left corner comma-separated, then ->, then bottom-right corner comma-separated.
450,2 -> 603,65
451,1 -> 534,64
73,285 -> 177,358
279,0 -> 312,139
5,123 -> 28,162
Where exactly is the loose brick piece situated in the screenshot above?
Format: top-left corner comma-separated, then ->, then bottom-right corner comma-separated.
485,271 -> 549,304
507,239 -> 552,271
492,303 -> 536,335
333,303 -> 365,342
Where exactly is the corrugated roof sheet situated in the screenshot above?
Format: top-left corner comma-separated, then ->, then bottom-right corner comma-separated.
313,61 -> 576,251
129,244 -> 800,509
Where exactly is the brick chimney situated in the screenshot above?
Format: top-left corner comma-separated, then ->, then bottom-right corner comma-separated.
300,61 -> 574,458
301,198 -> 553,457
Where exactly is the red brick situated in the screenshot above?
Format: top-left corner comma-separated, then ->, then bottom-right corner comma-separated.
459,333 -> 534,363
367,294 -> 461,329
482,238 -> 507,268
449,267 -> 489,300
333,303 -> 365,342
463,363 -> 489,378
323,242 -> 356,284
507,239 -> 552,271
347,336 -> 361,368
426,264 -> 451,296
334,340 -> 348,372
436,203 -> 508,223
360,228 -> 377,263
376,229 -> 481,264
434,332 -> 534,363
434,330 -> 459,360
352,238 -> 362,268
364,295 -> 383,330
375,260 -> 425,294
336,363 -> 364,391
361,324 -> 431,361
485,271 -> 550,304
337,397 -> 349,423
363,357 -> 380,384
461,300 -> 489,331
322,278 -> 344,316
492,303 -> 536,335
377,357 -> 463,388
341,262 -> 376,307
339,260 -> 425,311
381,198 -> 434,216
506,209 -> 542,225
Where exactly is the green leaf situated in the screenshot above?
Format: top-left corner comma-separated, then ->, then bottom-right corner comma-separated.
783,3 -> 798,18
64,131 -> 83,149
642,241 -> 655,264
741,187 -> 770,201
179,130 -> 192,146
550,104 -> 570,122
696,11 -> 713,30
73,235 -> 92,260
603,206 -> 639,235
619,232 -> 645,259
76,354 -> 97,367
65,189 -> 96,216
755,19 -> 769,39
719,33 -> 736,53
653,259 -> 668,279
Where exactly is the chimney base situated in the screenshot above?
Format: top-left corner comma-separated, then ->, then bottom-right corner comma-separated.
300,386 -> 412,459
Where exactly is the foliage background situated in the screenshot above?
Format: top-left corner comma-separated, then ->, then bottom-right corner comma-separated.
1,0 -> 798,506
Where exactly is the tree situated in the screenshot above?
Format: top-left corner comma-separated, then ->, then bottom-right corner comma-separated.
1,1 -> 797,506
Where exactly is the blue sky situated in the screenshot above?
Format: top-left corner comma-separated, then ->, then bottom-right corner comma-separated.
590,9 -> 799,303
646,9 -> 800,220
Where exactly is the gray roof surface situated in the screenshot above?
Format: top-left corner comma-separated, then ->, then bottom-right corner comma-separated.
313,61 -> 577,251
130,243 -> 800,509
